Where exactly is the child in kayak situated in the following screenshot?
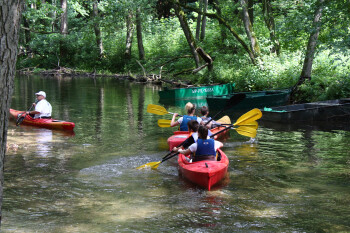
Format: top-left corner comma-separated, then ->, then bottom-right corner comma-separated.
182,120 -> 213,149
173,125 -> 223,162
170,102 -> 202,131
200,106 -> 219,129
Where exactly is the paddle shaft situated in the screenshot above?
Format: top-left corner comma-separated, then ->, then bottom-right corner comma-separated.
204,93 -> 246,126
16,103 -> 36,126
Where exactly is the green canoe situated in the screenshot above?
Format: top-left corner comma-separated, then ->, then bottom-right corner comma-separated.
206,89 -> 291,116
159,83 -> 235,100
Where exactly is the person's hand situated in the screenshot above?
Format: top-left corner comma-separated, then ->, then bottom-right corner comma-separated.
172,147 -> 179,152
32,103 -> 37,107
173,113 -> 178,117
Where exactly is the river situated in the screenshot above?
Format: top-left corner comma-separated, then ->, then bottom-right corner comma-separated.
3,75 -> 350,232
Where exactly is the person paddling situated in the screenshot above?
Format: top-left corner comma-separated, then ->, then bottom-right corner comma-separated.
170,102 -> 202,131
173,125 -> 223,162
200,106 -> 219,129
25,91 -> 52,119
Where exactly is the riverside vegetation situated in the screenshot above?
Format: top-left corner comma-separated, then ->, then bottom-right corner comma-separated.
17,0 -> 350,103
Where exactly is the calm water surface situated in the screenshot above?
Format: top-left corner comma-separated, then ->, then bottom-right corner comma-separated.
3,75 -> 350,232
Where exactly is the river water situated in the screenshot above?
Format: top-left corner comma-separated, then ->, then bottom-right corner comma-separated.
3,75 -> 350,232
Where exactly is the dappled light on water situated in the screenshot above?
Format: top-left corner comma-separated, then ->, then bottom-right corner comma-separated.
3,76 -> 350,232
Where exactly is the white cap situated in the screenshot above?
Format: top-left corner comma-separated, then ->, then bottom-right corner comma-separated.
35,91 -> 46,98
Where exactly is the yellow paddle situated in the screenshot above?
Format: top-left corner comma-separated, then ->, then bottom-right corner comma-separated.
147,104 -> 179,116
157,115 -> 231,128
137,109 -> 262,170
221,121 -> 258,129
137,125 -> 231,170
233,108 -> 262,126
137,124 -> 257,170
157,108 -> 262,128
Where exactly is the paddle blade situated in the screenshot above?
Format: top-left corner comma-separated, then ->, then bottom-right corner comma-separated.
233,108 -> 262,126
238,121 -> 258,129
136,161 -> 161,170
225,93 -> 246,109
216,115 -> 231,125
235,126 -> 257,138
158,119 -> 171,128
147,104 -> 169,115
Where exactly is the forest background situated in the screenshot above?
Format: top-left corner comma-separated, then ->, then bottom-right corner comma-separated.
18,0 -> 350,102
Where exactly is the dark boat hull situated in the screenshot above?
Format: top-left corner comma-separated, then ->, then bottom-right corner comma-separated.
261,99 -> 350,123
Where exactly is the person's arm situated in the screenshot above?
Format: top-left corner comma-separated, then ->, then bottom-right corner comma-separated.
214,140 -> 223,150
172,146 -> 191,155
170,113 -> 180,127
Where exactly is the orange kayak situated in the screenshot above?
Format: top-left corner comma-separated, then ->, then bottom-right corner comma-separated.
167,126 -> 229,150
9,109 -> 75,131
178,149 -> 229,191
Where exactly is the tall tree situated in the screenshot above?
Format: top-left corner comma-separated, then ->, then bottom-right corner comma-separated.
136,7 -> 145,60
195,0 -> 202,40
262,0 -> 280,55
200,0 -> 207,41
291,0 -> 325,99
60,0 -> 68,35
93,0 -> 103,57
125,9 -> 134,60
60,0 -> 68,61
240,0 -> 260,57
0,0 -> 23,225
173,1 -> 200,67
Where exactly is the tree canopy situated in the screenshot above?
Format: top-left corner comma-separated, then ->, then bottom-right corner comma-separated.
18,0 -> 350,102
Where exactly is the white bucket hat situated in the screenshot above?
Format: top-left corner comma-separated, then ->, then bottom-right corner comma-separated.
35,91 -> 46,98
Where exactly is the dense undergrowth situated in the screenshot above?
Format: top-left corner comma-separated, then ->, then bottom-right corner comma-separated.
18,11 -> 350,103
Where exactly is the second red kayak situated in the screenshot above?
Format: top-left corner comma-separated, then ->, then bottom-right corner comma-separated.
178,149 -> 229,191
167,126 -> 229,150
9,109 -> 75,131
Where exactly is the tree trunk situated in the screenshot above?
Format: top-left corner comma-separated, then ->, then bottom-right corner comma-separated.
248,0 -> 254,26
195,0 -> 202,41
93,0 -> 103,57
291,0 -> 325,100
240,0 -> 260,57
60,0 -> 68,35
180,3 -> 256,65
173,2 -> 200,68
200,0 -> 207,41
124,10 -> 134,60
300,0 -> 325,79
136,8 -> 145,60
213,0 -> 227,44
262,0 -> 280,55
60,0 -> 68,61
0,0 -> 23,225
51,0 -> 57,32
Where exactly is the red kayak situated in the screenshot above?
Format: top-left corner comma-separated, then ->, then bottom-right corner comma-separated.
9,109 -> 75,131
167,126 -> 229,150
178,149 -> 229,191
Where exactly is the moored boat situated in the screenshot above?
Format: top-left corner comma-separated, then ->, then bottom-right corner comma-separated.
9,109 -> 75,131
167,126 -> 229,150
261,98 -> 350,123
159,83 -> 235,100
206,89 -> 290,116
178,149 -> 229,191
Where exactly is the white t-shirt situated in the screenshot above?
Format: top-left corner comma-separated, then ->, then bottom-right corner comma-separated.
34,99 -> 52,118
188,139 -> 222,153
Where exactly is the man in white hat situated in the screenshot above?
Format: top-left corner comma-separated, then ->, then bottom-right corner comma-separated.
27,91 -> 52,119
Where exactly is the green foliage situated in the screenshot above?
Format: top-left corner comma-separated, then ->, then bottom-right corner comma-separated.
18,0 -> 350,102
